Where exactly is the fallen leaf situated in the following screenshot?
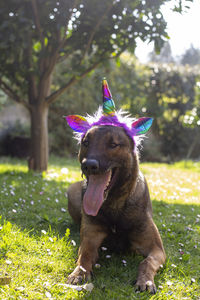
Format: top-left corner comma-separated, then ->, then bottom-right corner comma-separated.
57,282 -> 94,292
71,240 -> 76,246
101,247 -> 107,251
57,283 -> 83,291
166,281 -> 173,286
45,291 -> 52,298
5,260 -> 12,265
95,264 -> 101,269
83,283 -> 94,292
41,230 -> 47,235
15,286 -> 25,291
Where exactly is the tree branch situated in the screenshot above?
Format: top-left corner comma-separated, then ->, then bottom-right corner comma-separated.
46,43 -> 129,106
46,60 -> 101,105
51,0 -> 80,56
57,52 -> 71,63
82,2 -> 113,61
60,0 -> 80,47
31,0 -> 44,48
37,0 -> 80,97
25,33 -> 38,102
0,79 -> 31,110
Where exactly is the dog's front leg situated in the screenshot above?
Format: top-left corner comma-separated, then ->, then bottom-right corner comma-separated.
130,217 -> 166,294
135,245 -> 166,294
67,220 -> 107,285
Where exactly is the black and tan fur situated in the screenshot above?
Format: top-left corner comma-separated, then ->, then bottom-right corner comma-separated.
67,125 -> 166,293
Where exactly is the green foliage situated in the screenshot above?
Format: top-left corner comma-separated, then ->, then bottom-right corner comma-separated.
49,56 -> 200,161
146,64 -> 200,159
109,59 -> 200,160
0,0 -> 198,165
49,68 -> 103,155
0,157 -> 200,299
0,0 -> 184,170
0,0 -> 197,171
0,0 -> 187,104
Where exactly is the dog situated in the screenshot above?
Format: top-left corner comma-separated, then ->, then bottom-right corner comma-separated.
65,79 -> 166,294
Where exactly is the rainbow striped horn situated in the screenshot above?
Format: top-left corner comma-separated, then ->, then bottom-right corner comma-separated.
102,78 -> 115,116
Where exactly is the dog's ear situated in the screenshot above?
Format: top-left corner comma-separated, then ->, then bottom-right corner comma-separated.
65,115 -> 90,133
131,117 -> 153,136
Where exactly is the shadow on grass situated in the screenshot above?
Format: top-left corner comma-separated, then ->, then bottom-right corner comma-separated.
0,167 -> 200,299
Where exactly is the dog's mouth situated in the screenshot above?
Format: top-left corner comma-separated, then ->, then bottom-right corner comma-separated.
83,168 -> 118,217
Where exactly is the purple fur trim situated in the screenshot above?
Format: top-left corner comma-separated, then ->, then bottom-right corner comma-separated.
73,109 -> 143,151
91,115 -> 136,140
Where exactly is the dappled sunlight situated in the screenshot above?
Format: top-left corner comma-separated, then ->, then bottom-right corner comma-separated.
141,163 -> 200,205
0,165 -> 73,234
1,158 -> 199,234
45,167 -> 82,183
0,220 -> 79,299
45,158 -> 82,183
0,162 -> 28,174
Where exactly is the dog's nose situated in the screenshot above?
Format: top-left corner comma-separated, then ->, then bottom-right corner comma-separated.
81,158 -> 99,174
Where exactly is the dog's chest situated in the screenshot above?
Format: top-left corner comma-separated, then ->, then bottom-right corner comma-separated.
99,208 -> 134,234
101,214 -> 134,252
98,203 -> 146,236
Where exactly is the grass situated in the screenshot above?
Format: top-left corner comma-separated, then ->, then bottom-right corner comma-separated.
0,156 -> 200,299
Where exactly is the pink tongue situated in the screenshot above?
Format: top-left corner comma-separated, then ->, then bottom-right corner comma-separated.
83,171 -> 111,216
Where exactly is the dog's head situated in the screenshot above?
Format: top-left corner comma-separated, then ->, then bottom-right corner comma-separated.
65,79 -> 153,216
78,125 -> 135,216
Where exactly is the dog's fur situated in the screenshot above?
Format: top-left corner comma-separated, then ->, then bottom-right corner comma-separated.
67,125 -> 166,293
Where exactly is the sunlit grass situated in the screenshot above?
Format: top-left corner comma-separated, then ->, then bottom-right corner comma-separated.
142,162 -> 200,205
0,157 -> 200,299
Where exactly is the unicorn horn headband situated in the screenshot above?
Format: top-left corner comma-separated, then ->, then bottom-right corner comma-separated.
102,78 -> 115,116
65,78 -> 153,143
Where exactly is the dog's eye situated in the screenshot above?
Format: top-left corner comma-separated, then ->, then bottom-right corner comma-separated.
82,140 -> 89,147
110,143 -> 119,149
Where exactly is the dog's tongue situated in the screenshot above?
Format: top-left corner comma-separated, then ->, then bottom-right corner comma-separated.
83,171 -> 111,216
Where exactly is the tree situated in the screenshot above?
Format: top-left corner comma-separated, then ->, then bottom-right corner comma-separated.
148,41 -> 174,63
0,0 -> 189,171
181,45 -> 200,66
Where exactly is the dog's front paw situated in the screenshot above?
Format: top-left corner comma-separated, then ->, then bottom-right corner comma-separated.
135,278 -> 157,294
67,266 -> 91,285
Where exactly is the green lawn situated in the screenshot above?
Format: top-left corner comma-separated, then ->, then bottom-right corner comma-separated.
0,157 -> 200,299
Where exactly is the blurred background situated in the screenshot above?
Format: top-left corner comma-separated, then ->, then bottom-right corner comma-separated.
0,0 -> 200,170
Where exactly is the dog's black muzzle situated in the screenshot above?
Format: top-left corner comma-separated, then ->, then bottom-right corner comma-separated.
81,158 -> 100,175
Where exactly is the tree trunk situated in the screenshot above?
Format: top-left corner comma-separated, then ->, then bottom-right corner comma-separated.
29,102 -> 49,171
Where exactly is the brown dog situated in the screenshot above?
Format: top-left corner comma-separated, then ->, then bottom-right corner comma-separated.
67,124 -> 166,293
